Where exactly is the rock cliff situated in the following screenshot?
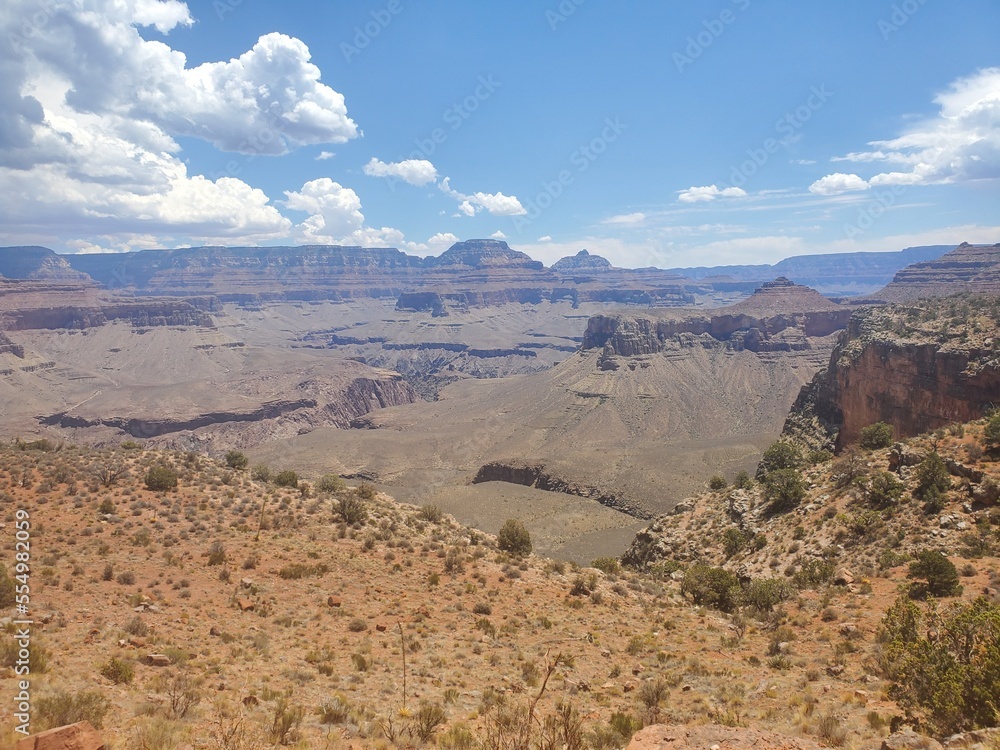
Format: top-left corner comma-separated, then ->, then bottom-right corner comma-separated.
551,249 -> 613,273
785,296 -> 1000,450
873,243 -> 1000,301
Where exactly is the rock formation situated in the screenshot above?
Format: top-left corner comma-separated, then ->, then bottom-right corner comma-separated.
551,249 -> 614,272
16,721 -> 105,750
873,243 -> 1000,301
785,297 -> 1000,450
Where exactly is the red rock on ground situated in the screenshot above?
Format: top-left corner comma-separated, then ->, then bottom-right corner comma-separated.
16,721 -> 105,750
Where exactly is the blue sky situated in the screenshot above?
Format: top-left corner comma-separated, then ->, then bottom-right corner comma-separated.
1,0 -> 998,267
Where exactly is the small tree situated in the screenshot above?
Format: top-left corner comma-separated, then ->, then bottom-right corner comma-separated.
274,470 -> 299,489
225,451 -> 249,470
335,495 -> 367,526
983,412 -> 1000,449
758,441 -> 802,476
908,550 -> 962,598
144,465 -> 177,492
762,468 -> 805,513
914,452 -> 951,508
859,422 -> 894,451
681,565 -> 740,612
316,474 -> 345,494
708,475 -> 727,491
497,519 -> 532,557
864,471 -> 905,508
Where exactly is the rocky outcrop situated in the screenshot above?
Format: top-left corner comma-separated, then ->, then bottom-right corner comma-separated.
874,243 -> 1000,301
472,460 -> 652,519
582,279 -> 851,366
626,724 -> 822,750
16,721 -> 105,750
551,249 -> 613,272
0,246 -> 93,282
0,332 -> 24,358
785,303 -> 1000,450
429,239 -> 544,270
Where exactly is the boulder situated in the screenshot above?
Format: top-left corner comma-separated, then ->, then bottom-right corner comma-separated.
146,653 -> 172,667
882,728 -> 943,750
16,721 -> 105,750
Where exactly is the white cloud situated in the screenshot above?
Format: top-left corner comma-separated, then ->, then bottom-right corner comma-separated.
678,185 -> 747,203
808,173 -> 871,195
537,236 -> 552,242
438,177 -> 527,216
427,233 -> 461,252
602,212 -> 647,226
824,67 -> 1000,187
791,159 -> 817,166
316,151 -> 336,161
490,230 -> 507,239
0,0 -> 362,249
363,158 -> 439,187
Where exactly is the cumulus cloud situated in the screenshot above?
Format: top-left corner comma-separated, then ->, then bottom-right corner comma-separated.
316,151 -> 336,161
363,158 -> 438,186
808,173 -> 871,195
678,185 -> 747,203
490,230 -> 507,239
0,0 -> 362,248
820,67 -> 1000,188
438,177 -> 527,216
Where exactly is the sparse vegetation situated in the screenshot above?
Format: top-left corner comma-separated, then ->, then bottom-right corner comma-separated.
497,518 -> 532,557
145,465 -> 178,492
859,421 -> 894,450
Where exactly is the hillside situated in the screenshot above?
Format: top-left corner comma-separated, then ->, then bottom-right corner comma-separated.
4,435 -> 999,749
873,243 -> 1000,302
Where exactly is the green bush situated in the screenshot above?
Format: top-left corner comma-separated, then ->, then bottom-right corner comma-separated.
274,470 -> 299,488
34,689 -> 110,731
680,565 -> 740,612
591,557 -> 621,575
335,495 -> 367,525
0,564 -> 15,608
877,595 -> 1000,734
983,412 -> 1000,449
908,549 -> 962,598
762,468 -> 806,513
914,452 -> 951,507
144,465 -> 177,492
859,422 -> 894,450
100,657 -> 134,684
316,474 -> 345,494
225,451 -> 249,470
708,475 -> 727,490
497,519 -> 532,557
742,577 -> 794,612
355,482 -> 377,500
733,470 -> 752,489
251,464 -> 272,482
865,471 -> 905,508
207,541 -> 227,566
722,527 -> 749,558
758,441 -> 802,475
1,635 -> 49,673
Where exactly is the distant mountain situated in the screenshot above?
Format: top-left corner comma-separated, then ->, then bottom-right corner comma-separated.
551,250 -> 614,272
668,245 -> 954,296
872,242 -> 1000,301
0,245 -> 92,282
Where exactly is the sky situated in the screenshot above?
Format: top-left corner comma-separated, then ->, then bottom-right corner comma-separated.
1,0 -> 999,268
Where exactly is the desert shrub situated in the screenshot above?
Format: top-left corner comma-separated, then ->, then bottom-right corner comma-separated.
34,689 -> 110,731
335,495 -> 367,525
637,678 -> 670,723
844,509 -> 884,539
758,441 -> 802,476
0,635 -> 49,673
831,450 -> 868,489
908,550 -> 962,598
269,697 -> 304,746
129,716 -> 183,750
983,412 -> 1000,449
124,615 -> 149,637
274,470 -> 298,488
733,470 -> 752,489
316,474 -> 345,494
0,564 -> 15,608
116,571 -> 135,585
251,465 -> 272,482
681,565 -> 740,612
207,541 -> 227,566
356,482 -> 377,500
278,563 -> 329,580
144,465 -> 177,492
591,557 -> 621,575
722,527 -> 749,558
914,452 -> 951,506
864,471 -> 905,508
152,669 -> 201,719
742,577 -> 794,612
316,694 -> 351,725
792,559 -> 835,588
859,422 -> 894,450
497,519 -> 532,557
472,602 -> 492,615
438,722 -> 476,750
708,475 -> 727,490
100,656 -> 134,684
419,504 -> 443,523
98,497 -> 116,515
225,451 -> 249,470
877,595 -> 1000,734
412,701 -> 447,743
762,468 -> 805,512
347,618 -> 367,633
